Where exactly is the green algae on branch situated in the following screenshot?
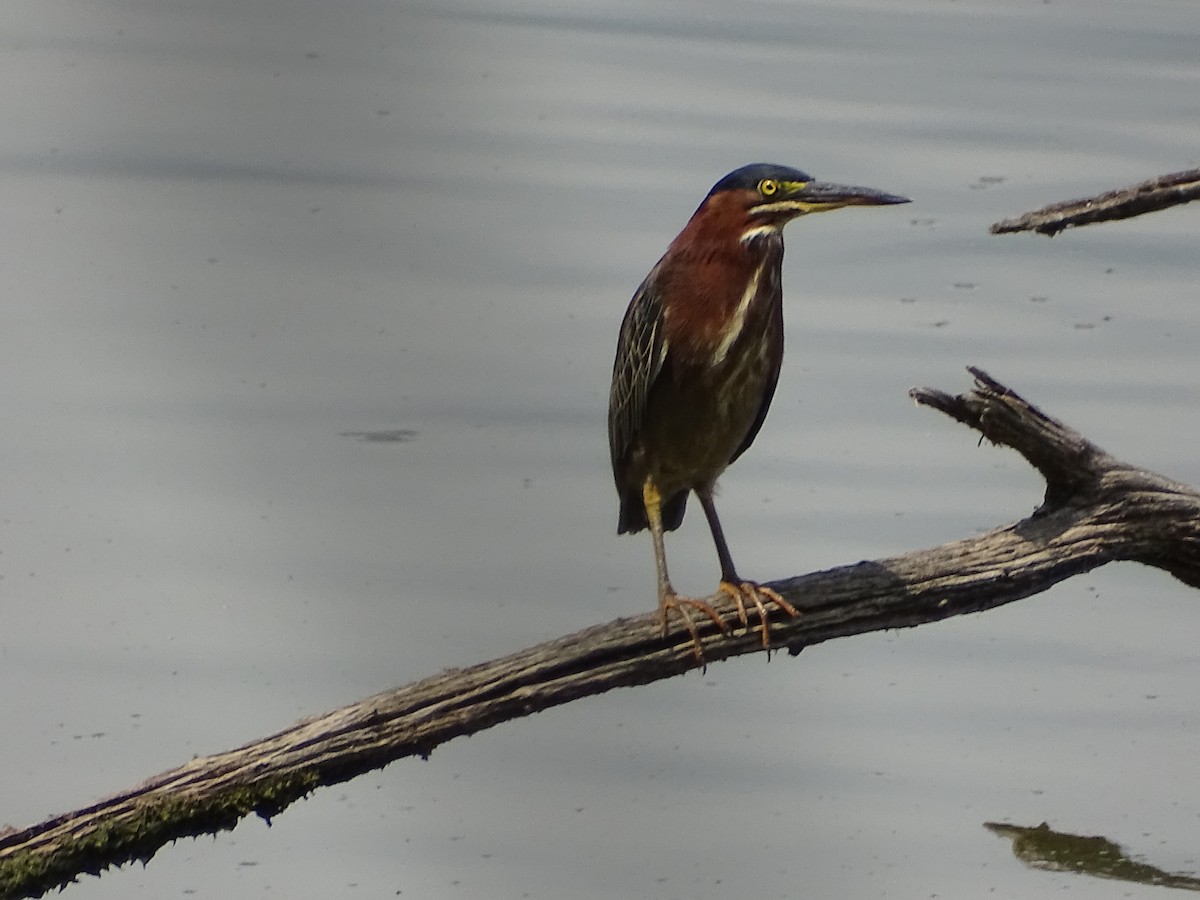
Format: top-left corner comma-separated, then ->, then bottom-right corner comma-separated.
0,770 -> 320,900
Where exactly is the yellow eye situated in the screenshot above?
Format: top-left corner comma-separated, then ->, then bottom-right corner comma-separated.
758,179 -> 778,197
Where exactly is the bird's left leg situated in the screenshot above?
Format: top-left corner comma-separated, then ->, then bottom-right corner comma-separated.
696,485 -> 800,648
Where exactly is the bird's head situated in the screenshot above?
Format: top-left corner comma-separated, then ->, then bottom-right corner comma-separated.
699,162 -> 910,241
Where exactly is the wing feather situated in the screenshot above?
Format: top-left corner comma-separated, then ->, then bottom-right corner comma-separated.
608,272 -> 668,479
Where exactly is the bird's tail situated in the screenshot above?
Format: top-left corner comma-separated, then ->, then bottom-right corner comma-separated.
617,488 -> 688,534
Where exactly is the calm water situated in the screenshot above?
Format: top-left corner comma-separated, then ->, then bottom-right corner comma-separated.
3,1 -> 1200,897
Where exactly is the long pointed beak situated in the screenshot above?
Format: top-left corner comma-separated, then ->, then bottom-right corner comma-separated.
786,181 -> 911,211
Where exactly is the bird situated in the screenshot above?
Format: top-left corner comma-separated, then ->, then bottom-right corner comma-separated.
608,162 -> 910,659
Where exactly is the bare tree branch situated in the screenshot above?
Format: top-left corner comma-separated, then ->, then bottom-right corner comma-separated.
4,368 -> 1200,899
990,168 -> 1200,236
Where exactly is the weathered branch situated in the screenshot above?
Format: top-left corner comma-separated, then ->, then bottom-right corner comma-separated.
990,168 -> 1200,236
5,368 -> 1200,899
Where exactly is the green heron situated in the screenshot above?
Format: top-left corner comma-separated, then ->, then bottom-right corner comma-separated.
608,162 -> 909,658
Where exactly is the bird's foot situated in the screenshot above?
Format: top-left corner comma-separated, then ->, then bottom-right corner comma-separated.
717,581 -> 800,649
659,593 -> 729,662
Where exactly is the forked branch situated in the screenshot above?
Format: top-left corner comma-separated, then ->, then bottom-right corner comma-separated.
5,368 -> 1200,899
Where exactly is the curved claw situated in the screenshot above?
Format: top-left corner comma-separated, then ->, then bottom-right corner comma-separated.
659,594 -> 729,662
717,581 -> 800,649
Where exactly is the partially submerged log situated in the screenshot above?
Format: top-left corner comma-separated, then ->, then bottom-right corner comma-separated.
990,168 -> 1200,236
4,368 -> 1200,899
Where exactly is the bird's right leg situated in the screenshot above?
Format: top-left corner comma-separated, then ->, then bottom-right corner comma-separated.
695,485 -> 799,650
643,479 -> 727,660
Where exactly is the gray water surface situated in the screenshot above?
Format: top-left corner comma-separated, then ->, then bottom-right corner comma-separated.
3,1 -> 1200,897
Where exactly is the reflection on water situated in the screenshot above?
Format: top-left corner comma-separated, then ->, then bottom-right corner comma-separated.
338,429 -> 419,444
987,821 -> 1200,892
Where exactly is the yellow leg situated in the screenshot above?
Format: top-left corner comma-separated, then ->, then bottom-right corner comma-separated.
642,479 -> 727,661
